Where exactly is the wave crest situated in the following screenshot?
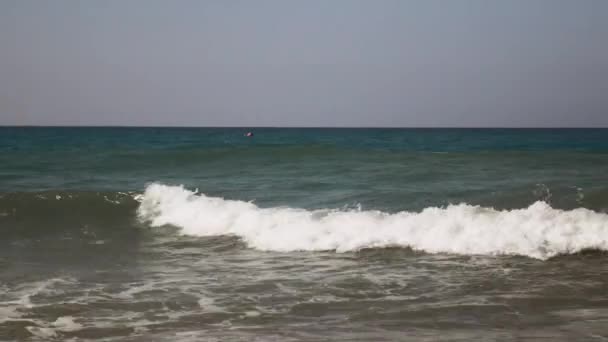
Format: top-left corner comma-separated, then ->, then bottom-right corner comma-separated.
137,184 -> 608,260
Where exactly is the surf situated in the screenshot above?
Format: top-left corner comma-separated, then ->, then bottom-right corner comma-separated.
136,183 -> 608,260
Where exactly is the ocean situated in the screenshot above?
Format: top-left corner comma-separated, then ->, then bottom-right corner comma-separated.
1,127 -> 608,341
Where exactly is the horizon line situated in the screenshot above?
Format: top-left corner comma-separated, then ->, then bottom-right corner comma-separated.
0,125 -> 607,129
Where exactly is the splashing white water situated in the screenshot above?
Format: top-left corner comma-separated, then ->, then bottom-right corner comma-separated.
137,184 -> 608,260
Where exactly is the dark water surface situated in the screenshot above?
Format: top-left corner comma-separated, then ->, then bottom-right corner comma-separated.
1,127 -> 608,341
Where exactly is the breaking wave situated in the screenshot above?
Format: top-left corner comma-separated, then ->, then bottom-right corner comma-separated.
137,184 -> 608,260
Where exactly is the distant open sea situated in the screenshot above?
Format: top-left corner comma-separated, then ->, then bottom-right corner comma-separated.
1,127 -> 608,341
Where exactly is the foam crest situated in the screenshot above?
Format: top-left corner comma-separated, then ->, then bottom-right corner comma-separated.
137,184 -> 608,260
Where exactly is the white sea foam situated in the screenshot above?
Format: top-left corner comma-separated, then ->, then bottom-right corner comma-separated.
137,184 -> 608,260
52,316 -> 83,332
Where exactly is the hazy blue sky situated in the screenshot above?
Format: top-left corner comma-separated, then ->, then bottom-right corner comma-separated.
1,0 -> 607,127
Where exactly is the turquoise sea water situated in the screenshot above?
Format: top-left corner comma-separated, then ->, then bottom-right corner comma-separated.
2,127 -> 608,210
2,127 -> 608,341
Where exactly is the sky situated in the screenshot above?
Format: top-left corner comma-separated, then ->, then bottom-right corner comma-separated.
0,0 -> 607,127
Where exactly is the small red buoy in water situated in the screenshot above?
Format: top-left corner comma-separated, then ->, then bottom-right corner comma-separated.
245,132 -> 254,137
